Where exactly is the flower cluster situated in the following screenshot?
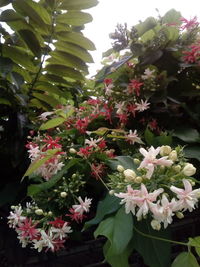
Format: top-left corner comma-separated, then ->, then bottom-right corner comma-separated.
108,145 -> 200,229
8,197 -> 92,252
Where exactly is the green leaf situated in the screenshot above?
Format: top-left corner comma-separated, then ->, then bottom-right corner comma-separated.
32,92 -> 61,107
0,56 -> 13,76
29,98 -> 49,110
135,17 -> 157,37
140,29 -> 155,43
173,128 -> 200,143
107,156 -> 137,171
60,0 -> 98,10
189,237 -> 200,257
27,159 -> 80,196
133,219 -> 171,267
2,45 -> 36,72
94,206 -> 133,254
0,98 -> 11,106
18,29 -> 41,57
84,193 -> 120,229
56,32 -> 96,51
130,43 -> 145,57
34,82 -> 66,98
57,11 -> 92,26
48,51 -> 88,72
162,9 -> 182,25
13,0 -> 51,25
40,74 -> 71,85
144,127 -> 154,145
55,41 -> 93,63
45,64 -> 84,81
23,149 -> 59,178
0,9 -> 23,21
171,252 -> 199,267
184,145 -> 200,161
0,0 -> 11,7
39,117 -> 65,130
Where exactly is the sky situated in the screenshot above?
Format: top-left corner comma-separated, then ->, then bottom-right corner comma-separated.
84,0 -> 200,75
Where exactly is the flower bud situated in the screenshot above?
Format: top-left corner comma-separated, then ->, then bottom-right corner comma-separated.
182,163 -> 196,176
123,169 -> 136,182
151,220 -> 161,231
72,173 -> 77,178
176,212 -> 184,219
117,165 -> 124,172
172,165 -> 182,173
133,158 -> 140,165
60,192 -> 67,198
69,148 -> 77,154
109,190 -> 115,195
135,176 -> 142,183
160,145 -> 172,156
169,150 -> 177,161
35,209 -> 43,215
48,211 -> 53,216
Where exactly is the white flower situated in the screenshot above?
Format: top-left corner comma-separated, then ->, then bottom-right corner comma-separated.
139,146 -> 173,179
115,185 -> 140,214
170,179 -> 200,212
115,102 -> 126,115
72,197 -> 92,215
50,222 -> 72,240
182,163 -> 196,176
38,111 -> 54,121
7,205 -> 26,228
151,219 -> 161,231
160,146 -> 172,156
141,68 -> 155,80
28,145 -> 41,161
32,230 -> 54,252
85,137 -> 102,147
125,130 -> 143,145
168,150 -> 178,161
105,84 -> 114,96
117,165 -> 125,172
135,100 -> 150,112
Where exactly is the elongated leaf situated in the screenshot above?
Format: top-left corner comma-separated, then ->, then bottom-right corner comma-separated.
40,74 -> 71,85
29,98 -> 49,110
13,0 -> 51,25
173,128 -> 200,143
55,41 -> 93,63
84,193 -> 120,229
2,45 -> 36,72
57,11 -> 92,26
107,156 -> 137,171
32,92 -> 61,107
60,0 -> 98,10
34,82 -> 67,98
171,252 -> 199,267
13,64 -> 32,83
45,64 -> 84,80
133,219 -> 171,267
94,207 -> 133,254
56,32 -> 96,51
0,0 -> 11,7
23,149 -> 59,178
0,9 -> 23,21
27,159 -> 81,196
162,9 -> 182,25
39,117 -> 65,130
18,29 -> 41,57
184,145 -> 200,161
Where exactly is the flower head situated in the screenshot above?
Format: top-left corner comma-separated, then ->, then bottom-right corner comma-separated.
72,197 -> 92,215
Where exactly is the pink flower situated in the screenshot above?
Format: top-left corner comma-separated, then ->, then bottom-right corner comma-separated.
125,130 -> 143,145
127,103 -> 137,117
170,179 -> 200,212
104,78 -> 113,86
182,42 -> 200,64
128,79 -> 143,96
17,218 -> 39,240
66,208 -> 87,223
90,163 -> 106,180
134,184 -> 164,220
43,135 -> 62,150
135,99 -> 150,112
180,16 -> 199,30
75,117 -> 89,133
139,146 -> 173,178
72,197 -> 92,215
77,146 -> 93,158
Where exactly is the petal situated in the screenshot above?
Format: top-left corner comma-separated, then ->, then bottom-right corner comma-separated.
170,185 -> 184,195
139,148 -> 148,157
183,179 -> 192,193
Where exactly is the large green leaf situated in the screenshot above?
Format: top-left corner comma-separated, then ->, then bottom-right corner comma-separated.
173,128 -> 200,143
162,9 -> 182,25
57,11 -> 92,26
32,92 -> 61,107
13,64 -> 32,83
48,51 -> 88,72
60,0 -> 98,10
107,156 -> 137,171
84,193 -> 120,229
13,0 -> 51,25
184,145 -> 200,161
27,158 -> 80,196
55,41 -> 93,63
94,207 -> 133,254
133,219 -> 171,267
0,0 -> 11,7
189,237 -> 200,257
39,117 -> 65,130
45,64 -> 84,81
56,32 -> 96,51
0,9 -> 23,21
171,252 -> 199,267
135,17 -> 157,37
18,29 -> 41,57
2,45 -> 36,72
34,82 -> 67,98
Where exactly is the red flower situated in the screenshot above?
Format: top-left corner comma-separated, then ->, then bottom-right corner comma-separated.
66,208 -> 86,223
43,135 -> 62,150
116,113 -> 129,125
87,98 -> 102,105
75,117 -> 89,133
49,217 -> 65,228
180,16 -> 199,30
90,163 -> 106,180
98,139 -> 107,150
52,239 -> 65,251
17,218 -> 39,240
104,78 -> 113,86
127,103 -> 137,117
77,146 -> 93,158
128,79 -> 143,96
182,42 -> 200,64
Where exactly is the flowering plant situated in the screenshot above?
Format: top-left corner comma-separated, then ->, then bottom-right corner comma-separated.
7,9 -> 200,267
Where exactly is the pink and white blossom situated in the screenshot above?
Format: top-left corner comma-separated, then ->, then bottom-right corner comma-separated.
125,129 -> 143,145
141,68 -> 155,80
135,99 -> 150,112
139,146 -> 173,178
72,197 -> 92,215
170,179 -> 200,212
7,205 -> 26,228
